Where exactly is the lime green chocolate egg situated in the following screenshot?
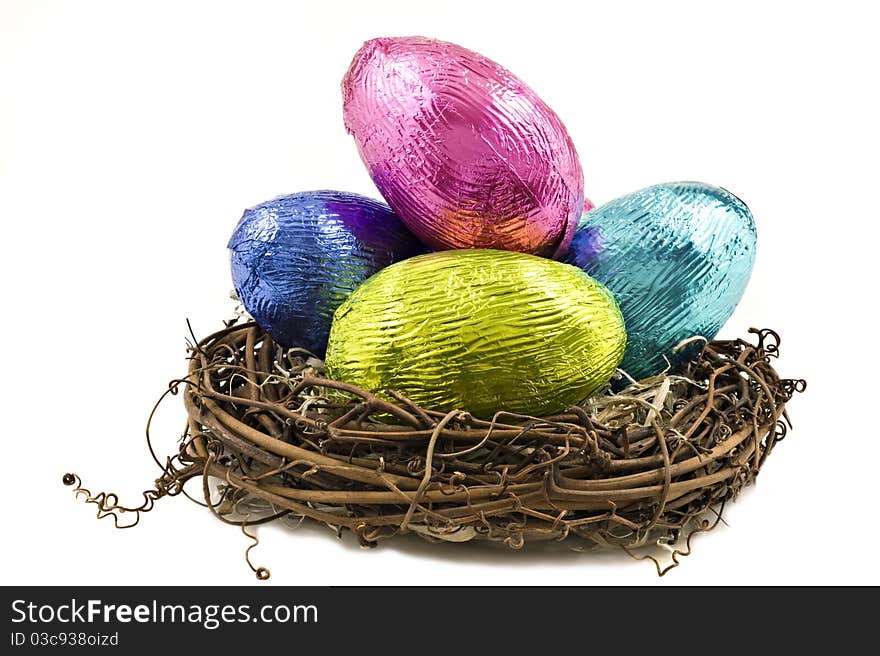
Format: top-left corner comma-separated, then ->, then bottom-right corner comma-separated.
325,249 -> 626,418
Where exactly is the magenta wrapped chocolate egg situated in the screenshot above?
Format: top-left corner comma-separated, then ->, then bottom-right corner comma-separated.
342,36 -> 585,258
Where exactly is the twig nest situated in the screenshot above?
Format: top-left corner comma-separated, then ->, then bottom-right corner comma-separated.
166,322 -> 802,567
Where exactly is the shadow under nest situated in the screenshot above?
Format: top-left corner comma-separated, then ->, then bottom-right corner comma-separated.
66,323 -> 804,578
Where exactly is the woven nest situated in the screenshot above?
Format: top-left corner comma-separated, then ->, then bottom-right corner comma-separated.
66,322 -> 804,577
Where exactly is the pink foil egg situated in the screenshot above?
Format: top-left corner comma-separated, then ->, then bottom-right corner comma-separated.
342,36 -> 585,257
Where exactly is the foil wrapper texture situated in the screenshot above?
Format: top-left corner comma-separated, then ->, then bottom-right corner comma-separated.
564,182 -> 756,380
325,249 -> 626,419
228,190 -> 426,357
342,36 -> 585,258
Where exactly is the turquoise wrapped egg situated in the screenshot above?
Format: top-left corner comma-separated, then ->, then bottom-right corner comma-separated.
563,182 -> 756,380
325,250 -> 626,419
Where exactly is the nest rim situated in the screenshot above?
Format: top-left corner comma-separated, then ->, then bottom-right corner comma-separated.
184,323 -> 801,552
65,322 -> 805,578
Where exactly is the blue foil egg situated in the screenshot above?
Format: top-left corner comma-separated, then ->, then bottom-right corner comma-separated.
228,191 -> 427,357
563,182 -> 756,380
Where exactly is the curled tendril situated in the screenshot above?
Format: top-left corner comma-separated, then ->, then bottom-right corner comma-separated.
773,420 -> 789,442
62,472 -> 185,529
240,522 -> 271,581
623,503 -> 726,576
749,327 -> 781,356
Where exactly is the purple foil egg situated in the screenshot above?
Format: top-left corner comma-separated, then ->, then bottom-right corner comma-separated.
228,191 -> 427,358
342,36 -> 584,258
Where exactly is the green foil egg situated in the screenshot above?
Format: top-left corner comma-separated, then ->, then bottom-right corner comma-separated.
325,249 -> 626,418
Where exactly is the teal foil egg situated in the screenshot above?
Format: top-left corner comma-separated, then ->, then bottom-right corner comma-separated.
563,182 -> 756,380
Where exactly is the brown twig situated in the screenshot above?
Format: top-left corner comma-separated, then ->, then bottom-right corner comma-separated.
65,322 -> 804,578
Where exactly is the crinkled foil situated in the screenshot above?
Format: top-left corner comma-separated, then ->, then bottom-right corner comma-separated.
228,191 -> 426,357
563,182 -> 756,380
342,37 -> 584,258
325,249 -> 625,419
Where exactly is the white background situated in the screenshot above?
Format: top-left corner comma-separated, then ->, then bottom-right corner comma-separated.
2,0 -> 877,586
